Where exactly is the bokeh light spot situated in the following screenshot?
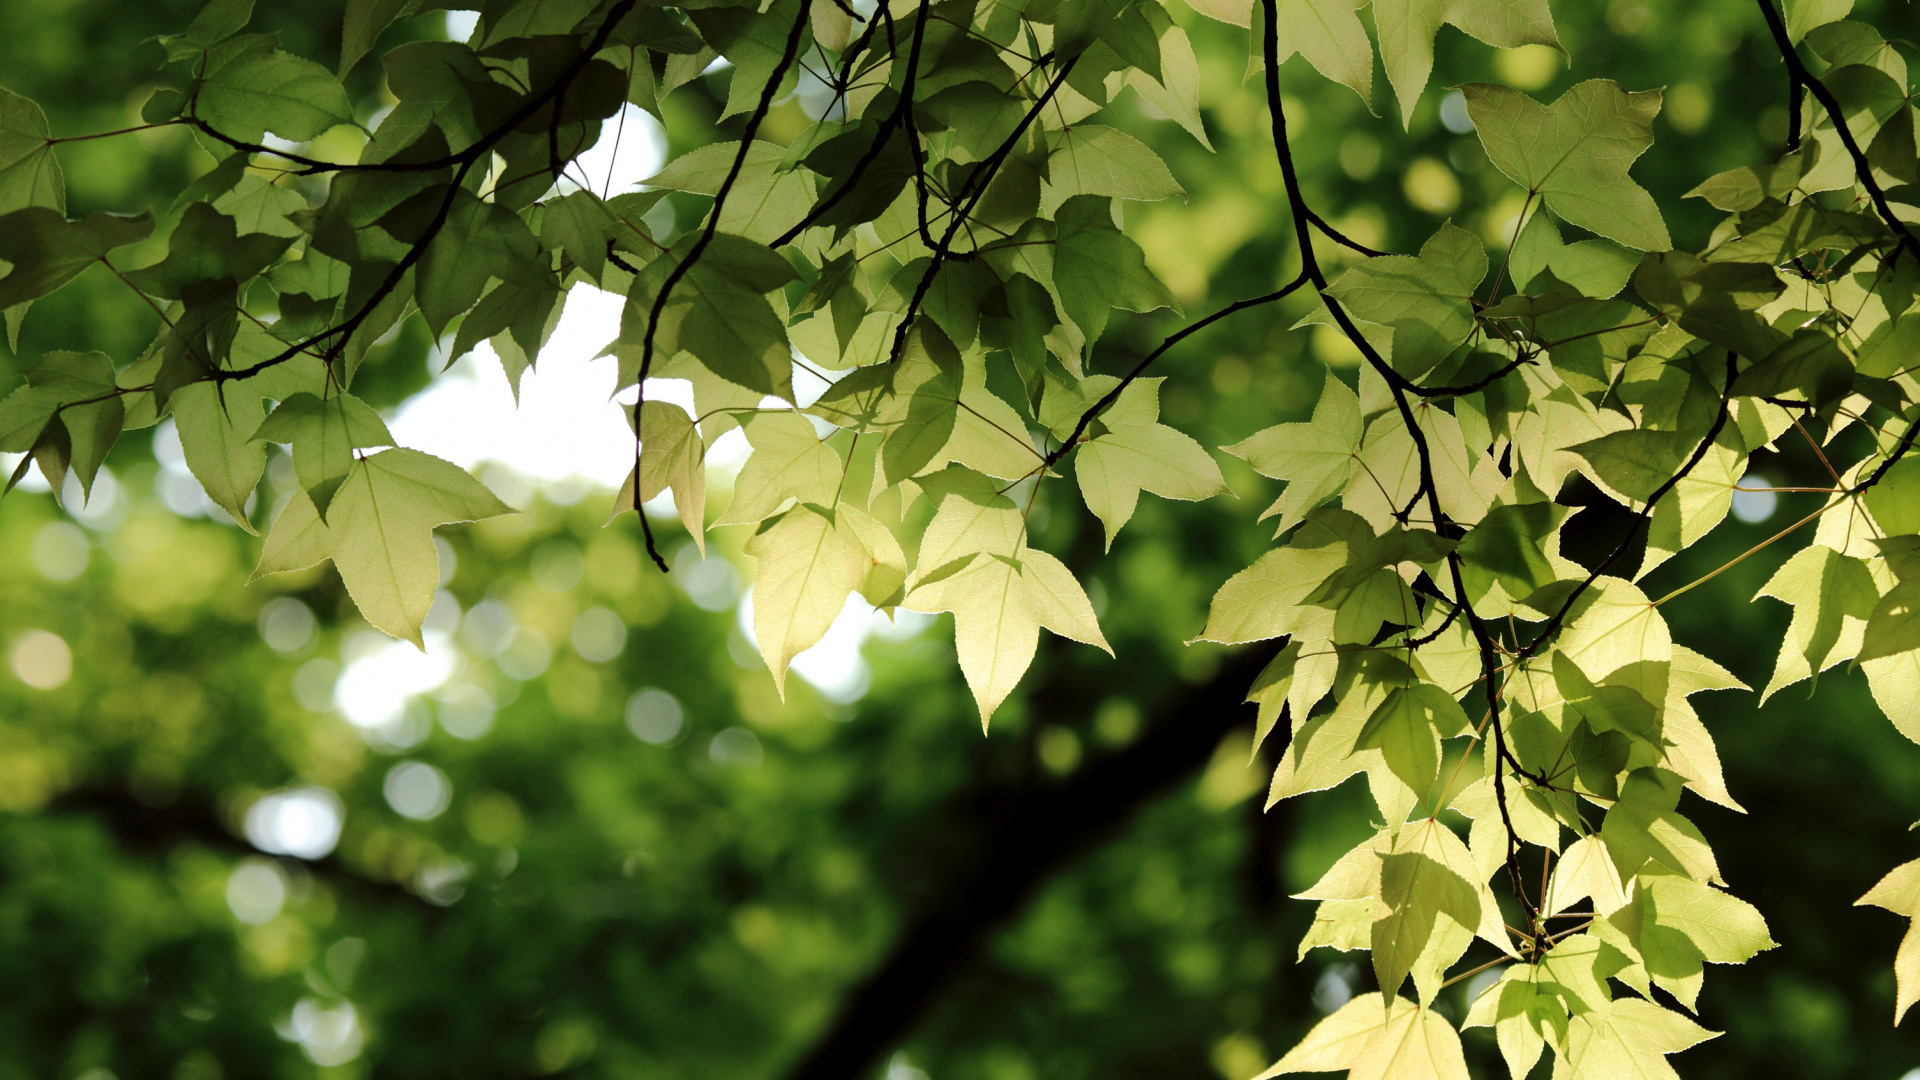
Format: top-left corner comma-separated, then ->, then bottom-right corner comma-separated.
9,630 -> 72,690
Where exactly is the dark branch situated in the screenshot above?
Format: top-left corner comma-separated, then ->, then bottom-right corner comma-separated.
632,0 -> 816,571
782,647 -> 1271,1080
1306,208 -> 1391,257
1043,274 -> 1312,470
1517,351 -> 1741,664
218,0 -> 644,384
1754,0 -> 1920,262
883,54 -> 1078,366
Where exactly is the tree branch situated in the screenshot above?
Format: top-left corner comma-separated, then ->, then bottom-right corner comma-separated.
631,0 -> 817,571
1042,274 -> 1311,470
1754,0 -> 1920,262
782,647 -> 1271,1080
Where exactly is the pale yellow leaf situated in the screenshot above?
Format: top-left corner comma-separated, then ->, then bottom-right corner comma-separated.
745,504 -> 869,697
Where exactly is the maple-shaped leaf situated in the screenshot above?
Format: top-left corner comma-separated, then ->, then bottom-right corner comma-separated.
0,349 -> 122,499
1323,222 -> 1486,380
900,468 -> 1109,725
253,449 -> 514,645
1073,377 -> 1226,549
1256,992 -> 1468,1080
1753,543 -> 1879,701
1374,0 -> 1559,127
743,503 -> 872,697
1558,996 -> 1716,1080
1252,0 -> 1375,109
1856,858 -> 1920,1024
716,411 -> 842,527
613,400 -> 707,552
1224,372 -> 1362,537
1370,819 -> 1485,1003
0,87 -> 63,215
253,391 -> 395,521
1461,80 -> 1671,252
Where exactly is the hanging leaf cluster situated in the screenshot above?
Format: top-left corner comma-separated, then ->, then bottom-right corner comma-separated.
5,0 -> 1920,1072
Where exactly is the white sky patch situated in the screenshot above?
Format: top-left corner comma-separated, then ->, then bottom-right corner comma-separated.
735,590 -> 935,704
333,629 -> 457,728
388,285 -> 640,488
566,103 -> 669,198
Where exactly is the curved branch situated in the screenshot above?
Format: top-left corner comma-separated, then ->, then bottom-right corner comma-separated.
1754,0 -> 1920,262
782,647 -> 1271,1080
1516,351 -> 1741,664
1305,208 -> 1391,257
631,0 -> 817,571
217,0 -> 643,384
882,54 -> 1078,366
1041,273 -> 1312,469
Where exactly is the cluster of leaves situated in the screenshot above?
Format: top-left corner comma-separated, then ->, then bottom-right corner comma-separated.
6,0 -> 1920,1074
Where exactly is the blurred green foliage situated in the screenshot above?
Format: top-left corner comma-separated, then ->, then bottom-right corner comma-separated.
1,0 -> 1918,1078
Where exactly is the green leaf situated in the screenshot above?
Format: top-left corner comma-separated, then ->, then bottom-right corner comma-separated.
252,391 -> 395,520
1325,222 -> 1486,379
1601,768 -> 1721,883
613,401 -> 708,553
1753,543 -> 1880,702
623,232 -> 798,402
176,0 -> 254,49
382,186 -> 552,338
196,49 -> 355,143
254,449 -> 513,645
1051,195 -> 1179,346
1684,145 -> 1818,212
213,174 -> 307,238
687,0 -> 804,118
1462,80 -> 1671,251
0,208 -> 154,309
903,473 -> 1109,724
1553,650 -> 1663,767
1258,993 -> 1468,1080
0,88 -> 63,215
0,350 -> 122,499
339,0 -> 419,76
1864,457 -> 1920,534
647,140 -> 816,245
125,203 -> 293,299
878,322 -> 963,486
1558,996 -> 1716,1080
170,382 -> 267,532
1195,512 -> 1354,644
717,411 -> 841,526
1252,0 -> 1375,108
1456,501 -> 1565,599
1374,0 -> 1559,127
1126,24 -> 1212,150
1074,378 -> 1226,549
743,503 -> 870,697
1861,579 -> 1920,663
1224,374 -> 1362,537
1632,252 -> 1786,360
1509,210 -> 1639,300
1785,0 -> 1853,44
1356,684 -> 1470,796
1041,125 -> 1184,215
452,278 -> 564,398
1730,327 -> 1854,409
1707,199 -> 1883,265
1569,428 -> 1695,504
1855,858 -> 1920,1024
